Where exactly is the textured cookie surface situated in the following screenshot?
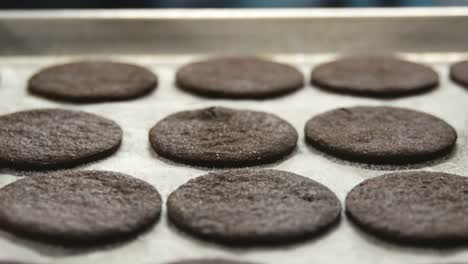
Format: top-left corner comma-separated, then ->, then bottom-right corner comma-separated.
450,60 -> 468,88
305,106 -> 456,164
0,108 -> 122,170
0,170 -> 162,245
169,259 -> 255,264
150,107 -> 298,167
311,56 -> 438,97
167,169 -> 341,244
176,57 -> 304,98
29,61 -> 157,102
346,171 -> 468,246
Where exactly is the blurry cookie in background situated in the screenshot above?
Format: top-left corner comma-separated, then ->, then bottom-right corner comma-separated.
176,57 -> 303,99
168,260 -> 257,264
311,55 -> 438,97
29,61 -> 157,103
450,60 -> 468,88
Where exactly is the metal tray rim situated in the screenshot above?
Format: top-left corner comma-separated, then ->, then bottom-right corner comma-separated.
0,7 -> 468,20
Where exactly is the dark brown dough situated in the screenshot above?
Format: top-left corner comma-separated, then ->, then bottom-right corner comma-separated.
311,56 -> 438,97
450,60 -> 468,88
346,171 -> 468,246
304,106 -> 456,164
0,170 -> 162,246
176,57 -> 304,98
28,61 -> 157,102
0,108 -> 122,170
149,107 -> 298,167
167,169 -> 341,245
168,260 -> 255,264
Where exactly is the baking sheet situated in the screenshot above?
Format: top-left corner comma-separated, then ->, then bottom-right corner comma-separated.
0,53 -> 467,264
1,8 -> 468,264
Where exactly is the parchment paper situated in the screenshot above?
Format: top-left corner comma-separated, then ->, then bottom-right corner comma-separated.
0,53 -> 467,264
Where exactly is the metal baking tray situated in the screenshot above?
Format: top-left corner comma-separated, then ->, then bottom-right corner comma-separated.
0,8 -> 468,264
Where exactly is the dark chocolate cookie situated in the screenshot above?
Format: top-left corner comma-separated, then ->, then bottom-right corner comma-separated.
29,61 -> 157,102
0,108 -> 122,170
169,260 -> 254,264
346,171 -> 468,246
167,169 -> 341,244
176,57 -> 304,98
149,107 -> 297,167
304,106 -> 456,164
311,56 -> 438,97
0,170 -> 162,246
450,60 -> 468,88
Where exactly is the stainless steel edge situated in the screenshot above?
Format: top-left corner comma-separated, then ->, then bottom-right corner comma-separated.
0,8 -> 468,55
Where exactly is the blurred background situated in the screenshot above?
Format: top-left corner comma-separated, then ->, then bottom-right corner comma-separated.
0,0 -> 467,9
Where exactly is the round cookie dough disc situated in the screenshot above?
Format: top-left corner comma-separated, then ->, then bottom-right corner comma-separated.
176,57 -> 304,98
304,106 -> 456,164
311,56 -> 438,97
169,260 -> 254,264
28,61 -> 158,102
346,171 -> 468,246
450,60 -> 468,88
0,108 -> 122,170
167,169 -> 341,244
149,107 -> 298,167
0,170 -> 162,245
